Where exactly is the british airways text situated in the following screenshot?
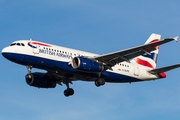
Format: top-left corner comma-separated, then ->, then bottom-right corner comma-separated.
39,49 -> 73,59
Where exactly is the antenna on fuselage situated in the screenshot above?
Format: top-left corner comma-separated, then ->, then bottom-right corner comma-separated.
30,38 -> 32,41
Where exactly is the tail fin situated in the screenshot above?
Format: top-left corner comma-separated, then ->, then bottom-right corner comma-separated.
131,33 -> 161,69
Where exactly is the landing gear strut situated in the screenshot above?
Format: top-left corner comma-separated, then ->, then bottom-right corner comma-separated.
63,79 -> 74,97
26,65 -> 33,79
27,65 -> 33,74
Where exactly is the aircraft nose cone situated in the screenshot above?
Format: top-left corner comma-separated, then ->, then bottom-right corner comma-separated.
2,47 -> 18,62
1,47 -> 9,59
2,52 -> 5,57
2,48 -> 6,56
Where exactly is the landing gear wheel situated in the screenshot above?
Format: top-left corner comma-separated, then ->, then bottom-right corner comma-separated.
68,88 -> 74,95
25,74 -> 32,79
95,78 -> 105,87
95,80 -> 100,87
25,74 -> 33,85
64,88 -> 74,97
64,89 -> 70,97
99,78 -> 105,85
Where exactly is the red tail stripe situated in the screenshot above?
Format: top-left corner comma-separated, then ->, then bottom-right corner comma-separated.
149,39 -> 159,43
145,46 -> 159,50
134,58 -> 154,69
147,39 -> 160,49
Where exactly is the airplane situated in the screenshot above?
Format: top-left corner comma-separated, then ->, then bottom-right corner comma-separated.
2,33 -> 180,97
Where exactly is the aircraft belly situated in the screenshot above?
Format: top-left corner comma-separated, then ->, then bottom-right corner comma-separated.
105,71 -> 142,83
4,52 -> 141,83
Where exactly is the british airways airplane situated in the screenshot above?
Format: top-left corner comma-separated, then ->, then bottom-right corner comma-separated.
2,34 -> 180,97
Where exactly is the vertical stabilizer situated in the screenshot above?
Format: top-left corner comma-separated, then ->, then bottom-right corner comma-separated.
131,33 -> 161,69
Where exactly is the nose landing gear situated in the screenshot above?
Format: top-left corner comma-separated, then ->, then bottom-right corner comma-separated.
26,66 -> 75,97
27,65 -> 33,74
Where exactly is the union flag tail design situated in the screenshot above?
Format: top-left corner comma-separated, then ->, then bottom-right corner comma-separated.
132,33 -> 161,69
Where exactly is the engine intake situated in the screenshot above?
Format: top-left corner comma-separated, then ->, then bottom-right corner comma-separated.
72,57 -> 104,72
25,73 -> 56,88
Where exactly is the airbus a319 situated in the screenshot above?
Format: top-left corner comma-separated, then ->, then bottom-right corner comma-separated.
2,33 -> 180,97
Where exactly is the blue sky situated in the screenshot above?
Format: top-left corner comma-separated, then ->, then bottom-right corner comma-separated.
1,0 -> 180,120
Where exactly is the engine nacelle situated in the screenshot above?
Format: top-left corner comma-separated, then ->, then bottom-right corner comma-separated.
72,57 -> 104,72
25,73 -> 56,88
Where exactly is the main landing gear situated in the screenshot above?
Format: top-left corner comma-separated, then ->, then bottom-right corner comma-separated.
94,72 -> 106,87
95,78 -> 105,87
64,88 -> 74,97
63,79 -> 74,97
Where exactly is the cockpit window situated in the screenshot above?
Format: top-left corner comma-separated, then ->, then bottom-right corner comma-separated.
10,43 -> 16,46
21,43 -> 25,46
10,43 -> 25,47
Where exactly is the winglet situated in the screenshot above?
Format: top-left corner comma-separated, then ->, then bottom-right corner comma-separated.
174,36 -> 179,42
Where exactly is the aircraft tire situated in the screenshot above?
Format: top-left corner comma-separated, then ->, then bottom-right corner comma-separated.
69,88 -> 74,95
26,74 -> 32,79
64,89 -> 70,97
95,80 -> 100,87
64,88 -> 74,97
99,78 -> 105,85
95,78 -> 105,87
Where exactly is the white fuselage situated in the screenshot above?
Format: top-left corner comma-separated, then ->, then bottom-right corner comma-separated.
2,40 -> 161,83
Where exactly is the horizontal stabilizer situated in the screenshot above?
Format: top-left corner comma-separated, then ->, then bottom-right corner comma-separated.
148,64 -> 180,74
174,36 -> 179,42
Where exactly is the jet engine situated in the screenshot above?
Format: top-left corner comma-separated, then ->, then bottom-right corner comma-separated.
25,73 -> 56,88
72,57 -> 104,72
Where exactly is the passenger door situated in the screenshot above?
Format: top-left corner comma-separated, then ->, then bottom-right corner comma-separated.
133,63 -> 139,76
33,45 -> 39,54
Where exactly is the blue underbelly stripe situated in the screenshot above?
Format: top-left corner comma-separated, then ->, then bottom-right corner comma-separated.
3,52 -> 141,83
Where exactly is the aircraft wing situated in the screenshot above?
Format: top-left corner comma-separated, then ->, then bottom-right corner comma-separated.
148,64 -> 180,74
92,37 -> 177,68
